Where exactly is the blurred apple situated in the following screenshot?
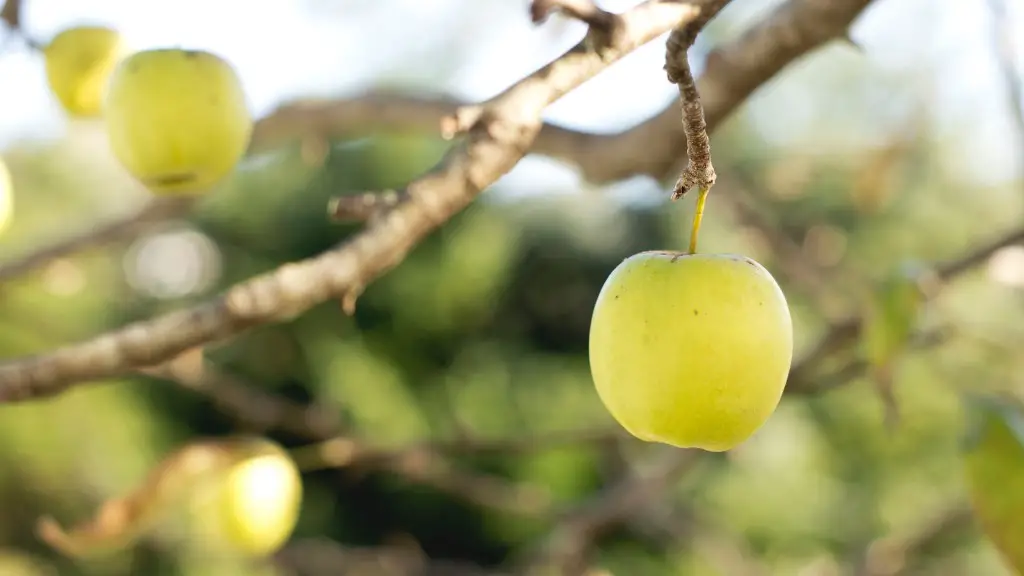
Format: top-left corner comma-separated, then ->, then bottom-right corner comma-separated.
43,25 -> 123,117
104,48 -> 252,195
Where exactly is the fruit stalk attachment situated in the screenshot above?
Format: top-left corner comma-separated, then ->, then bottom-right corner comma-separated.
688,186 -> 709,255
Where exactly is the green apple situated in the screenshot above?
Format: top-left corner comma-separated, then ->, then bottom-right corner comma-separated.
103,48 -> 252,195
589,250 -> 793,452
43,25 -> 124,117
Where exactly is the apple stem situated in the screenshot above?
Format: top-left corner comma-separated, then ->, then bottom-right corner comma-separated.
688,187 -> 710,255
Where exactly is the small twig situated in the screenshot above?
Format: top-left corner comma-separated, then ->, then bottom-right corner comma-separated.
0,0 -> 20,27
665,28 -> 716,200
935,226 -> 1024,280
530,0 -> 620,35
140,354 -> 340,439
275,539 -> 506,576
0,0 -> 43,51
0,197 -> 196,283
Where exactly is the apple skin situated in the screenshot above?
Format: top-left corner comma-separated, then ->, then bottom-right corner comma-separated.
43,26 -> 123,117
588,250 -> 794,452
103,48 -> 252,195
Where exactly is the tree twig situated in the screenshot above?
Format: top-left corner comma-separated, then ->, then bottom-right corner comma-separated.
665,25 -> 716,200
139,352 -> 340,439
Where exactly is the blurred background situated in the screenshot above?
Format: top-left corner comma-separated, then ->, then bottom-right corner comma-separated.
1,0 -> 1024,574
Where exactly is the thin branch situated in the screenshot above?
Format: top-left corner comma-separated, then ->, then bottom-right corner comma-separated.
0,0 -> 728,402
0,198 -> 195,283
0,0 -> 44,53
248,0 -> 876,185
0,0 -> 21,29
665,26 -> 716,199
935,226 -> 1024,279
139,352 -> 340,439
530,0 -> 620,35
785,226 -> 1024,395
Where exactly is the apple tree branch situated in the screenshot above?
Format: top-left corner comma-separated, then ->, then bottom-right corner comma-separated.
0,0 -> 730,401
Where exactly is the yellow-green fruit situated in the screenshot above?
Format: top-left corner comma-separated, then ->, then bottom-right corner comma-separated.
0,156 -> 12,235
963,395 -> 1024,573
589,251 -> 793,452
103,48 -> 252,195
188,437 -> 303,557
43,26 -> 123,117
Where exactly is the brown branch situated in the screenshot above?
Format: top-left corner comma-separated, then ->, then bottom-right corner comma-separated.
0,0 -> 22,28
0,0 -> 728,402
665,25 -> 715,199
248,0 -> 875,186
530,0 -> 619,34
0,198 -> 195,283
0,0 -> 42,51
140,352 -> 340,439
0,0 -> 873,284
247,93 -> 464,157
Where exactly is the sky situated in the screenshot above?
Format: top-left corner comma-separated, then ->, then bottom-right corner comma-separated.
0,0 -> 1022,194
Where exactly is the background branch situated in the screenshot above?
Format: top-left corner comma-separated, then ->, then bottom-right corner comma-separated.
0,0 -> 874,285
